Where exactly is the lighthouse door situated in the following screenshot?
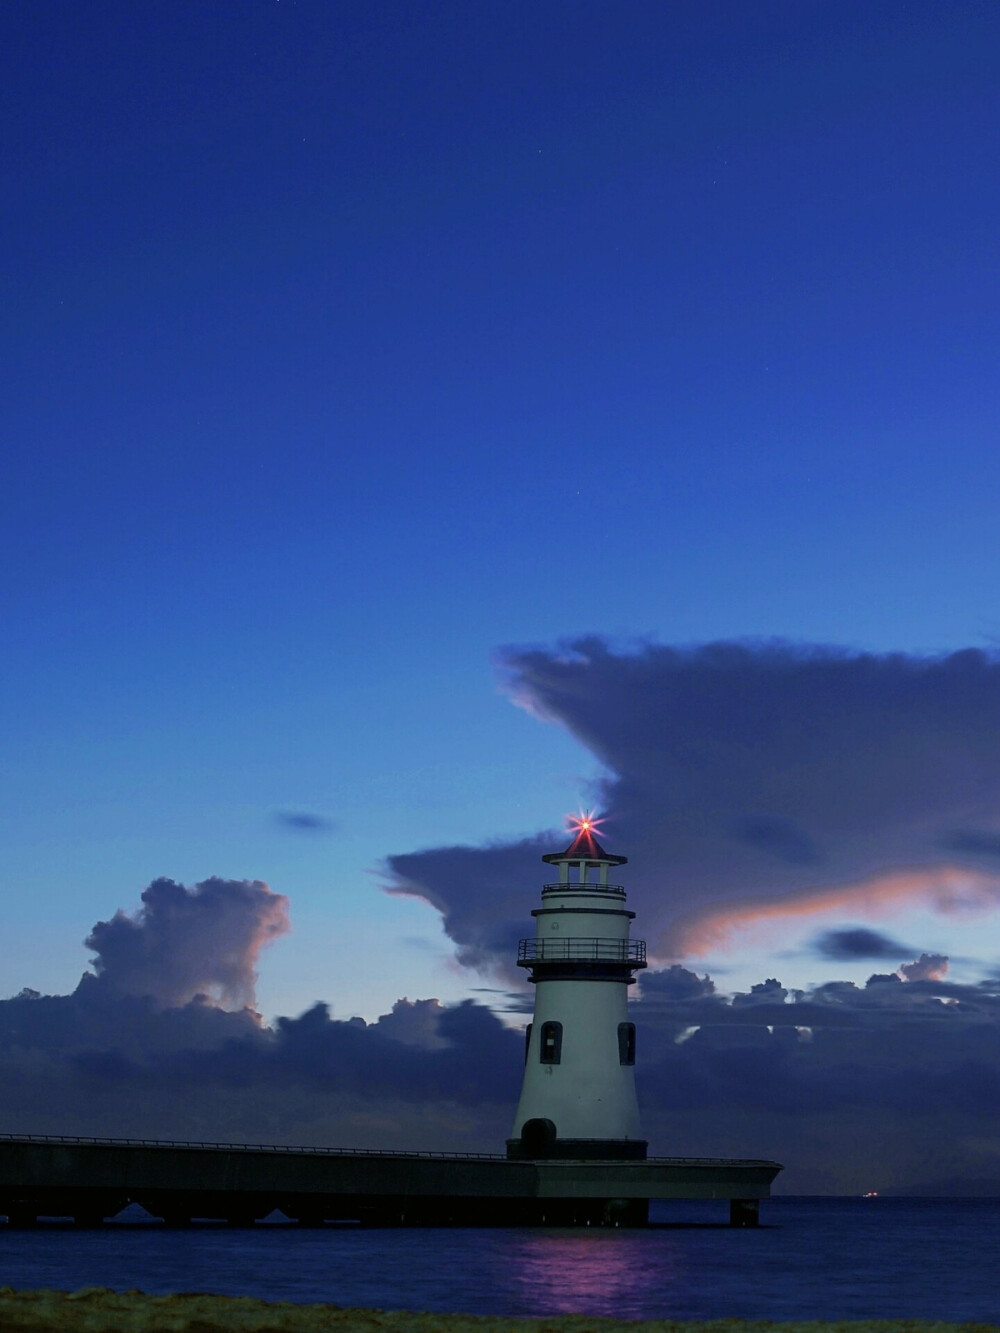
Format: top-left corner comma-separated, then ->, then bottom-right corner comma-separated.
520,1117 -> 557,1157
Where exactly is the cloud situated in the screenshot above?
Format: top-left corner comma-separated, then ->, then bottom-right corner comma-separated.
619,957 -> 1000,1189
386,639 -> 1000,971
85,877 -> 290,1008
387,835 -> 552,974
639,963 -> 719,1003
370,997 -> 449,1048
275,811 -> 338,834
899,952 -> 950,982
732,816 -> 823,865
732,976 -> 789,1007
677,864 -> 999,956
262,999 -> 521,1103
813,927 -> 911,960
941,829 -> 1000,857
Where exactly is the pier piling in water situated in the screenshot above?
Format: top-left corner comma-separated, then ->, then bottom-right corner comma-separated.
729,1198 -> 760,1227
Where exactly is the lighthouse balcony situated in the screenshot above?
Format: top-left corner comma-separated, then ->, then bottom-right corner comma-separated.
541,882 -> 626,897
517,937 -> 647,967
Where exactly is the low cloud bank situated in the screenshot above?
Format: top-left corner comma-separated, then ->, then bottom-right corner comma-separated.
0,878 -> 520,1152
5,876 -> 1000,1189
632,957 -> 1000,1192
386,639 -> 1000,969
6,952 -> 1000,1191
0,980 -> 521,1152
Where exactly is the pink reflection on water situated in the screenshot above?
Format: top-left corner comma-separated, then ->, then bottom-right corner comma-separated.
509,1231 -> 683,1316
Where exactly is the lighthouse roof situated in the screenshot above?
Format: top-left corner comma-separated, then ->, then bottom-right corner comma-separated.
542,824 -> 628,866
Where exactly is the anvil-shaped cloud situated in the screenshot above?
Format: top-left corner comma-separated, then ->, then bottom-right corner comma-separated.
386,639 -> 1000,970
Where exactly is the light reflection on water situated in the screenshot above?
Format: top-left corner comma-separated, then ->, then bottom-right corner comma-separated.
509,1229 -> 683,1315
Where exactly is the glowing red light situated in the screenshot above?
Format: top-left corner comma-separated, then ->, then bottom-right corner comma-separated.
568,810 -> 603,836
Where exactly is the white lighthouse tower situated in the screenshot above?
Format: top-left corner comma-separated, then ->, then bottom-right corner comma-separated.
507,817 -> 647,1160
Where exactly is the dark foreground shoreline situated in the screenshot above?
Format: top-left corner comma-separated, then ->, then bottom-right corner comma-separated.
0,1289 -> 997,1333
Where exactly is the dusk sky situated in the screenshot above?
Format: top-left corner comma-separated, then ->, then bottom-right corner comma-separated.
5,1 -> 1000,1192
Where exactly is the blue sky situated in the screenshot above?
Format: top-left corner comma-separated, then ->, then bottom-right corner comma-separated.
4,0 -> 1000,1049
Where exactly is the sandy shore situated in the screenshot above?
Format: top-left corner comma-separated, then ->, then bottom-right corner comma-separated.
0,1289 -> 996,1333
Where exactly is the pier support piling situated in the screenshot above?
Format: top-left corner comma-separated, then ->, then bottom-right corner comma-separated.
729,1197 -> 759,1227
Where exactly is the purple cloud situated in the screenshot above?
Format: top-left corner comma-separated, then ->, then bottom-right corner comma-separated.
386,639 -> 1000,971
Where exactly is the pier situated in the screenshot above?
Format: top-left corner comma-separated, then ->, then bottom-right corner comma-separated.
0,1134 -> 781,1227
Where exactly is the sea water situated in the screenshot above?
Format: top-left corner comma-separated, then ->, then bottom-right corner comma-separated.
1,1198 -> 999,1323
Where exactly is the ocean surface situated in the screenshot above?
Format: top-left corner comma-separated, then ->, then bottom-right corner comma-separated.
2,1198 -> 999,1323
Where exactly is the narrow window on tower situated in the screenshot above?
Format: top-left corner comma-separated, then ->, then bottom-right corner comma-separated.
618,1021 -> 636,1066
523,1022 -> 533,1066
539,1021 -> 562,1064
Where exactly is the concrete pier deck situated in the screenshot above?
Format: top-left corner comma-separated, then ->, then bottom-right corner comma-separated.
0,1134 -> 781,1227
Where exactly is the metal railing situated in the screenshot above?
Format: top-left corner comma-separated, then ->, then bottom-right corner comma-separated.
0,1132 -> 504,1160
541,882 -> 625,895
517,937 -> 646,965
0,1135 -> 784,1167
0,1134 -> 781,1169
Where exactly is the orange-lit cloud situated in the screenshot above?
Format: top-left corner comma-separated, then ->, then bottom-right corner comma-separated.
85,876 -> 290,1009
667,864 -> 1000,958
899,952 -> 950,982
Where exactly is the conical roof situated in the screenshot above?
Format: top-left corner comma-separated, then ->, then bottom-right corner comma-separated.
542,822 -> 627,866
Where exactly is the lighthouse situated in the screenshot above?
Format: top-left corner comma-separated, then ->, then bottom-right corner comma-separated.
507,817 -> 647,1160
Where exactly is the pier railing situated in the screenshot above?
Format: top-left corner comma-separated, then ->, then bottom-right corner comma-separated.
0,1133 -> 778,1168
0,1132 -> 504,1160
